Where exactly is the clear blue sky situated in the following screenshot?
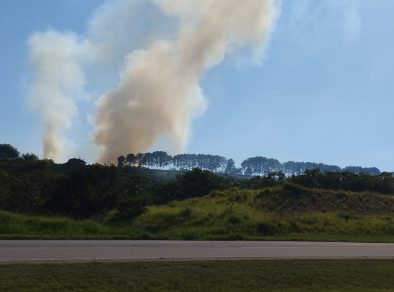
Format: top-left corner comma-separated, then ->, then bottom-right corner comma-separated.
1,0 -> 394,171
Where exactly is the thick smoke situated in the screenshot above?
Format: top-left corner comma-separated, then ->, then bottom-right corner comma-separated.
93,0 -> 279,163
28,30 -> 85,160
28,0 -> 279,163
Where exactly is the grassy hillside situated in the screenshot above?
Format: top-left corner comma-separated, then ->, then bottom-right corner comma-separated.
2,184 -> 394,241
131,185 -> 394,241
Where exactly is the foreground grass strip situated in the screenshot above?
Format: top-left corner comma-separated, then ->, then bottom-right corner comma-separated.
0,210 -> 147,239
1,260 -> 394,291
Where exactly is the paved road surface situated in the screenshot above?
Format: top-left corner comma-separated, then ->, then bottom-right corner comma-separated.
0,241 -> 393,263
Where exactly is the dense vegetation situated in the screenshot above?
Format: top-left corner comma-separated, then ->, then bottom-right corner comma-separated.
1,143 -> 394,241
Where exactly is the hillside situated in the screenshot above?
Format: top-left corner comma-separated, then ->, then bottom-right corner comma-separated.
2,184 -> 394,242
131,185 -> 394,241
1,143 -> 394,241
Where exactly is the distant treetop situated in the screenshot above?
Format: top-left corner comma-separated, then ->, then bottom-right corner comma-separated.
117,151 -> 382,176
0,144 -> 20,159
65,158 -> 87,167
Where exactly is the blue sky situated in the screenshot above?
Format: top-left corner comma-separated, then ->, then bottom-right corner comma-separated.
1,0 -> 394,170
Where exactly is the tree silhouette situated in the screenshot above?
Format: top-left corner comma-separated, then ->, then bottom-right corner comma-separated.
0,144 -> 20,159
225,158 -> 236,175
21,153 -> 39,161
117,156 -> 125,167
126,153 -> 136,166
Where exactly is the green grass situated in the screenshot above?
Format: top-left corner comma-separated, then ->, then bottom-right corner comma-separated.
0,211 -> 147,239
131,188 -> 394,241
0,260 -> 394,291
2,185 -> 394,241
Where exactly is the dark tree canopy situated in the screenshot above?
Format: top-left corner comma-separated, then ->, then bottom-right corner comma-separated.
21,153 -> 39,161
241,156 -> 281,176
0,144 -> 20,159
65,158 -> 87,167
117,156 -> 125,167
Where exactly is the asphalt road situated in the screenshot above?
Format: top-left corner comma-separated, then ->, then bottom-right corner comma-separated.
0,241 -> 393,263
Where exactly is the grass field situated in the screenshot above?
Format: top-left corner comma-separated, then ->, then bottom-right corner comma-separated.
1,186 -> 394,242
0,260 -> 394,291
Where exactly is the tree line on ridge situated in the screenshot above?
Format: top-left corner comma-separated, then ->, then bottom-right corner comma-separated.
117,151 -> 382,176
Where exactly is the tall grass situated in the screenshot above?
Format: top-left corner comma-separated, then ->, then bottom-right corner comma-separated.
0,211 -> 144,239
132,188 -> 394,241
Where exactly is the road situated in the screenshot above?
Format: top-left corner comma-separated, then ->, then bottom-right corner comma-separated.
0,241 -> 393,263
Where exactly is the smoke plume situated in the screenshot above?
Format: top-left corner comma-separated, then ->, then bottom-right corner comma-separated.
28,0 -> 279,163
28,30 -> 85,160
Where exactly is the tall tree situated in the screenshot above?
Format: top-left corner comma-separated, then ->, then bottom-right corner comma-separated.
126,153 -> 136,166
225,158 -> 236,175
117,156 -> 125,167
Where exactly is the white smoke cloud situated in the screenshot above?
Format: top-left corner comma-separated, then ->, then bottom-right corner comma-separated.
28,30 -> 85,160
28,0 -> 279,163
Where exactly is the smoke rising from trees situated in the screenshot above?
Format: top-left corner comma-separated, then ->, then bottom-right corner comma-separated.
28,0 -> 279,162
28,31 -> 85,160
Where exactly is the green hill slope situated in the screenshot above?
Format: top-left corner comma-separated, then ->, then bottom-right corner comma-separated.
1,183 -> 394,241
131,185 -> 394,241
